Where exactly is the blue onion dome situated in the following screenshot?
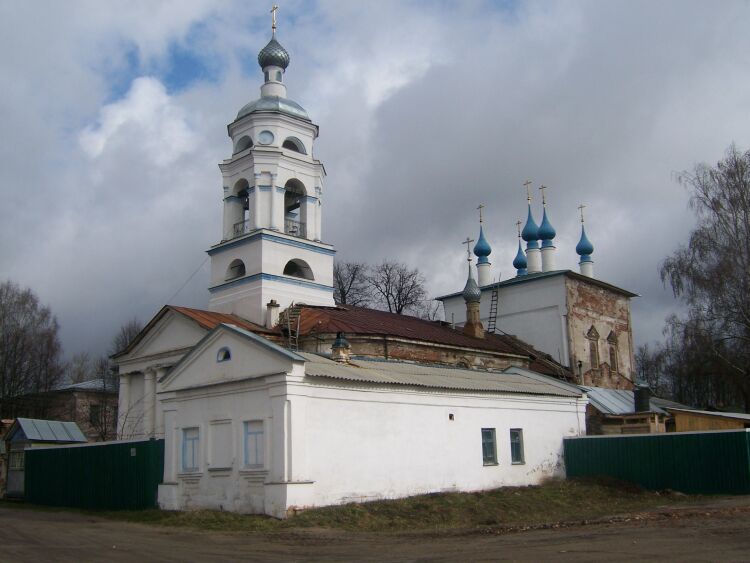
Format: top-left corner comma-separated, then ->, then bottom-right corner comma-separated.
576,225 -> 594,258
462,268 -> 482,303
473,226 -> 492,264
258,36 -> 290,70
538,208 -> 556,247
513,240 -> 528,273
521,204 -> 539,243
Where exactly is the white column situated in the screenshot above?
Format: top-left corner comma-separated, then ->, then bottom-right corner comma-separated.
270,173 -> 278,230
476,263 -> 491,286
526,246 -> 542,273
143,368 -> 155,438
315,186 -> 322,241
580,259 -> 594,278
253,173 -> 262,230
154,367 -> 167,437
541,245 -> 556,272
117,373 -> 131,439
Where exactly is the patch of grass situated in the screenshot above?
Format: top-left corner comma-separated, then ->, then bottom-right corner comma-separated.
90,478 -> 696,533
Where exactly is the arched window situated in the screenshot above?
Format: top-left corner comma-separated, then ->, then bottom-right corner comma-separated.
586,326 -> 600,370
234,136 -> 253,154
607,331 -> 619,373
284,179 -> 307,238
283,259 -> 314,280
282,137 -> 306,154
226,259 -> 246,280
217,347 -> 231,362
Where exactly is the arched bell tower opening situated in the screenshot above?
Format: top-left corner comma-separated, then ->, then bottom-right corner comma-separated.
284,179 -> 307,239
283,259 -> 314,280
207,22 -> 335,325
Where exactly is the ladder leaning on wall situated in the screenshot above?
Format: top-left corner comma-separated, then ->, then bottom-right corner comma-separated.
487,281 -> 500,333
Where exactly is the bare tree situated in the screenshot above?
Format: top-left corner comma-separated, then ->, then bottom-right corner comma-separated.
0,281 -> 64,413
660,145 -> 750,411
366,261 -> 427,315
110,317 -> 143,356
333,261 -> 371,306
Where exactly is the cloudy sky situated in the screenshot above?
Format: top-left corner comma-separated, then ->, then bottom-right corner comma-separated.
2,0 -> 749,359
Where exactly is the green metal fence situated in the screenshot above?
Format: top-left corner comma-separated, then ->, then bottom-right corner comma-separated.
564,430 -> 750,494
25,439 -> 164,510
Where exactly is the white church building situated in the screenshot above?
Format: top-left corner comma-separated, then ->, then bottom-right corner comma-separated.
113,20 -> 589,518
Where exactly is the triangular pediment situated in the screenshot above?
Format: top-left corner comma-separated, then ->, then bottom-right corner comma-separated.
117,308 -> 208,363
160,324 -> 304,392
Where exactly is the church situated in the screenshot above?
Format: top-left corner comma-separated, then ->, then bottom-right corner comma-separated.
109,18 -> 637,518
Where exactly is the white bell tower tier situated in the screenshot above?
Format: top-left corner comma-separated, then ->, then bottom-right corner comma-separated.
207,28 -> 335,326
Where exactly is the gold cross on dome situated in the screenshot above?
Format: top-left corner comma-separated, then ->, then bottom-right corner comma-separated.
477,204 -> 485,223
539,185 -> 548,206
578,203 -> 587,223
516,219 -> 522,238
462,237 -> 475,260
271,5 -> 279,33
523,180 -> 532,202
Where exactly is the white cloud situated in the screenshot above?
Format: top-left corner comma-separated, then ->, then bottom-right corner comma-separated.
80,77 -> 197,166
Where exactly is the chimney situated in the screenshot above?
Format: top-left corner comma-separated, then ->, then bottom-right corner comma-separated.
331,332 -> 351,363
634,386 -> 651,412
265,299 -> 280,329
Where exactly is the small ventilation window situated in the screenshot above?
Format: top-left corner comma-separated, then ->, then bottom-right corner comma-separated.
217,347 -> 231,363
234,136 -> 253,154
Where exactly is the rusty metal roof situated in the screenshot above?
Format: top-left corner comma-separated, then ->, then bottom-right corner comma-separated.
299,353 -> 581,397
112,305 -> 276,358
294,305 -> 569,378
171,306 -> 273,333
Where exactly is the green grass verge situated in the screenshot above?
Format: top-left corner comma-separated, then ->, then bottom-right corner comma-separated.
93,478 -> 695,533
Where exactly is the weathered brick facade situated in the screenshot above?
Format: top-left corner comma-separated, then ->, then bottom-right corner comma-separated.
565,277 -> 635,389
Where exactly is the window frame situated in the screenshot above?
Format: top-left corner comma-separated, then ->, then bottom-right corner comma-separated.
243,420 -> 265,469
9,451 -> 24,471
481,427 -> 498,466
181,427 -> 200,473
510,428 -> 525,465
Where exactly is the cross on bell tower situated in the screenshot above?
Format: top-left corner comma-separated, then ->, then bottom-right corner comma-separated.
206,17 -> 335,326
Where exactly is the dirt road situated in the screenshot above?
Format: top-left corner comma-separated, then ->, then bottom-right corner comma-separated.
1,499 -> 749,562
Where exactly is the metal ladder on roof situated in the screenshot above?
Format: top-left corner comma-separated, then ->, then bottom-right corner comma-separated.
284,304 -> 302,351
487,282 -> 499,333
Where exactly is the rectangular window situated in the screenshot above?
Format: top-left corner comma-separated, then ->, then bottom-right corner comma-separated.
181,427 -> 200,472
510,429 -> 525,464
244,420 -> 264,468
481,428 -> 497,465
9,451 -> 24,471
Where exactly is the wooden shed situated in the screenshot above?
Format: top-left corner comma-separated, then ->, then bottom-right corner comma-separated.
667,408 -> 750,432
4,418 -> 87,498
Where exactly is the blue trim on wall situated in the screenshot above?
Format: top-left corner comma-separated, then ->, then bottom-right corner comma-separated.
207,231 -> 336,256
209,272 -> 335,293
224,195 -> 241,201
276,186 -> 286,193
304,195 -> 318,203
258,185 -> 272,192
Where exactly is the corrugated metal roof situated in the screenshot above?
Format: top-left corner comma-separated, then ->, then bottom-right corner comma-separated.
666,408 -> 750,422
580,387 -> 690,415
13,418 -> 87,443
55,378 -> 113,393
299,353 -> 581,397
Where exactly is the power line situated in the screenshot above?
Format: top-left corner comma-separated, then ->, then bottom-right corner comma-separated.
164,256 -> 208,305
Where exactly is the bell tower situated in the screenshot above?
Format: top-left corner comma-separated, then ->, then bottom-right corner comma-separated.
207,16 -> 335,326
